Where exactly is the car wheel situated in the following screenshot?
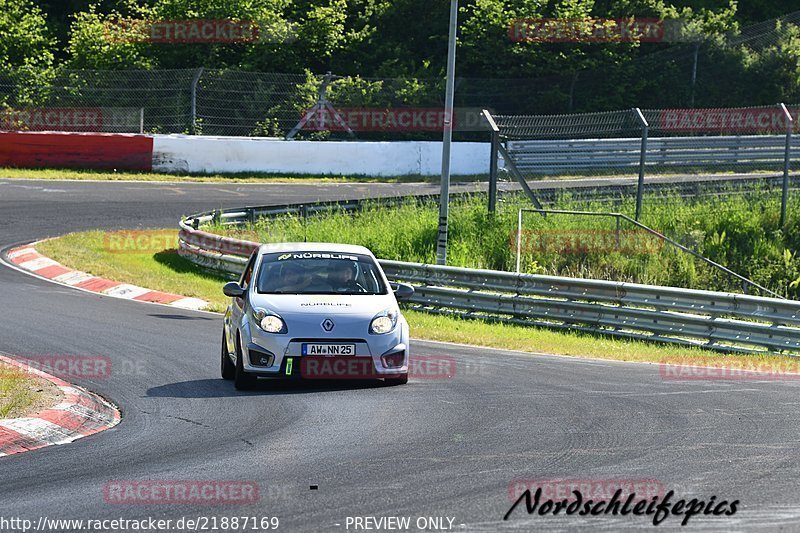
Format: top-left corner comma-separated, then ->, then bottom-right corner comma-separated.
385,373 -> 408,386
221,330 -> 235,380
234,333 -> 258,390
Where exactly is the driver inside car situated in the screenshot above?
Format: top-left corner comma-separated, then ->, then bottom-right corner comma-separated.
276,263 -> 314,292
327,261 -> 364,293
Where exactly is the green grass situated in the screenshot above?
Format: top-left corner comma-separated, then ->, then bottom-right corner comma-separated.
0,167 -> 486,183
0,363 -> 47,418
208,191 -> 800,297
32,228 -> 800,369
37,230 -> 228,311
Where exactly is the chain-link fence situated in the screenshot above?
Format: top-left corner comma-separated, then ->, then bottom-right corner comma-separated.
0,10 -> 797,138
492,104 -> 800,229
0,69 -> 199,134
496,105 -> 800,179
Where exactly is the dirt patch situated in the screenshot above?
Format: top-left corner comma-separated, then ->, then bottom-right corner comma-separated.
0,361 -> 64,419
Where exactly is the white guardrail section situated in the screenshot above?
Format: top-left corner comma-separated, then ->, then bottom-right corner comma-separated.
508,135 -> 800,174
179,208 -> 800,356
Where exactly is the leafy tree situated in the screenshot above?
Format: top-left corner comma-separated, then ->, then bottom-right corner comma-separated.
0,0 -> 55,71
0,0 -> 56,105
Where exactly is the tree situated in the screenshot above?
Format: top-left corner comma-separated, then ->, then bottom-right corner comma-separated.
0,0 -> 56,105
0,0 -> 55,72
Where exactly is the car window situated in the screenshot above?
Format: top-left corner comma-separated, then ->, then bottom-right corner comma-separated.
256,252 -> 388,295
239,252 -> 257,289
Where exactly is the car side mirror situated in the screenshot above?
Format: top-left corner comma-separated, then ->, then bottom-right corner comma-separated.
392,283 -> 415,301
223,282 -> 246,298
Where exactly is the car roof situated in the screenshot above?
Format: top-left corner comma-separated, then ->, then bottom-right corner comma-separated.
257,242 -> 375,256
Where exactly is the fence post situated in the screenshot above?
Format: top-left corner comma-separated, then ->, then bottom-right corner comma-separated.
779,103 -> 793,227
482,109 -> 500,213
632,108 -> 649,221
190,67 -> 204,135
139,108 -> 144,134
516,209 -> 523,273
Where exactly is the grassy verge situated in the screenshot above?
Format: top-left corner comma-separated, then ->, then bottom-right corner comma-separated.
0,362 -> 62,419
32,229 -> 800,369
0,167 -> 486,184
37,231 -> 226,311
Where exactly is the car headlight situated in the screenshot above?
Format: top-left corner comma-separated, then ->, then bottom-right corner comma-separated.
252,307 -> 287,334
370,309 -> 398,335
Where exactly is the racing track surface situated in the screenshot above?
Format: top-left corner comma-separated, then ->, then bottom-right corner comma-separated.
2,179 -> 800,532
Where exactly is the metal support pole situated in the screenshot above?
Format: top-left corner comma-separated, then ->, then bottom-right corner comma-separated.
436,0 -> 459,266
482,109 -> 500,213
498,143 -> 544,212
633,108 -> 649,221
489,131 -> 499,213
139,108 -> 144,134
516,209 -> 523,273
287,72 -> 354,140
690,42 -> 700,108
190,67 -> 204,135
780,103 -> 793,227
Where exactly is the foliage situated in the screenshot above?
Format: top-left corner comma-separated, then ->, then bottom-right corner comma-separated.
2,1 -> 797,118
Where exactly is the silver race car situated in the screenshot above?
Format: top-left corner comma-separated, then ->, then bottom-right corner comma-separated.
221,243 -> 414,389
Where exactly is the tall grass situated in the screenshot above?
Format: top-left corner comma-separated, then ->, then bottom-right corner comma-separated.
207,189 -> 800,297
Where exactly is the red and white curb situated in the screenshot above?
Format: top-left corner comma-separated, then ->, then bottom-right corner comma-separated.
0,354 -> 120,457
6,245 -> 208,311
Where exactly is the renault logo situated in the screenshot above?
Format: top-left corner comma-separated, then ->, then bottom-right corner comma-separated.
321,318 -> 335,332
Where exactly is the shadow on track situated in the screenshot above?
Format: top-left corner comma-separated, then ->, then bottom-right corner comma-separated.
148,313 -> 217,321
146,378 -> 401,398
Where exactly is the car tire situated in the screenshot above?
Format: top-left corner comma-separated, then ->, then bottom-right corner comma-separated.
221,330 -> 235,380
234,333 -> 258,390
385,373 -> 408,386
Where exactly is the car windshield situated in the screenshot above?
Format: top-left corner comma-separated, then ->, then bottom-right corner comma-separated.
256,252 -> 388,295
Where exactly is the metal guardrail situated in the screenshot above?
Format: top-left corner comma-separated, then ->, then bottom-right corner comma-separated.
180,202 -> 800,356
506,135 -> 800,174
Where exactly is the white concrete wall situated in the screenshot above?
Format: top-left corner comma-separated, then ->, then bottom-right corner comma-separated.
152,135 -> 491,176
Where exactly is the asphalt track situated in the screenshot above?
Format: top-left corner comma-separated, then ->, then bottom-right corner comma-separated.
1,178 -> 800,532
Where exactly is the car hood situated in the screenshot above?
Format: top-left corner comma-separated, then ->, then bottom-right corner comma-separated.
250,293 -> 397,317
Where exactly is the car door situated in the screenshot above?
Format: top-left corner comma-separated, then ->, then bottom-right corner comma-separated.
226,251 -> 257,353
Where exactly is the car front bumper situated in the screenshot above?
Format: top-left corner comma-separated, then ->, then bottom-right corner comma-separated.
241,317 -> 409,379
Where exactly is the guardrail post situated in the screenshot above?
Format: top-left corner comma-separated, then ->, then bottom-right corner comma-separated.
632,108 -> 649,221
482,109 -> 500,213
190,67 -> 204,135
779,103 -> 793,227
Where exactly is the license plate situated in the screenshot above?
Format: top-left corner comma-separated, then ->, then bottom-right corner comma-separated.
302,343 -> 356,356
